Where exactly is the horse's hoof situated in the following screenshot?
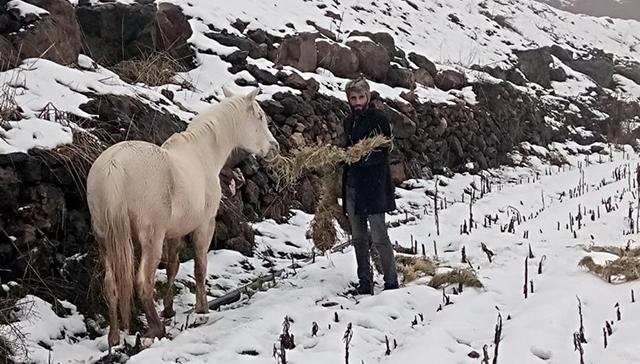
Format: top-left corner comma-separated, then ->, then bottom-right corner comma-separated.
145,325 -> 166,340
161,307 -> 175,318
195,305 -> 209,314
108,330 -> 120,348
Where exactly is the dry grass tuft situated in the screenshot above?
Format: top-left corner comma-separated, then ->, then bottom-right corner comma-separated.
311,203 -> 338,253
0,83 -> 19,134
286,136 -> 390,251
48,129 -> 106,191
579,244 -> 640,283
310,170 -> 347,252
110,52 -> 189,87
270,134 -> 391,188
396,255 -> 437,283
1,297 -> 32,363
428,268 -> 483,289
547,151 -> 568,167
588,244 -> 640,258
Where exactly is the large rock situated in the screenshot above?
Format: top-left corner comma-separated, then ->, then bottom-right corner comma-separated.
277,32 -> 318,72
434,69 -> 467,91
6,0 -> 81,67
0,167 -> 20,214
388,107 -> 417,138
0,151 -> 91,285
76,1 -> 194,66
316,40 -> 359,78
0,1 -> 22,34
154,3 -> 195,65
207,30 -> 266,59
549,67 -> 567,82
76,1 -> 156,65
506,68 -> 527,86
414,68 -> 435,87
515,47 -> 553,88
346,39 -> 390,82
349,30 -> 396,58
565,50 -> 614,88
386,65 -> 414,89
550,45 -> 574,62
614,61 -> 640,84
408,52 -> 437,76
78,93 -> 186,144
0,36 -> 18,71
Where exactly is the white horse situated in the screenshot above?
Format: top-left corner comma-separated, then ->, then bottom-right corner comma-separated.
86,88 -> 279,348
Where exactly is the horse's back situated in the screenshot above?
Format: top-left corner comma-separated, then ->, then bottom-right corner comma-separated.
87,141 -> 174,231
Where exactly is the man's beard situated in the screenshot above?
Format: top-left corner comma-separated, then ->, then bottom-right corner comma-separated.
351,104 -> 367,116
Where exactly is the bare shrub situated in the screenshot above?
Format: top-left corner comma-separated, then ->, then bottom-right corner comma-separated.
110,52 -> 190,87
428,268 -> 483,289
0,83 -> 19,132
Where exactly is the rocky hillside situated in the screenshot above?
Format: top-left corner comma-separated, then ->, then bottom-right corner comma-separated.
1,0 -> 640,325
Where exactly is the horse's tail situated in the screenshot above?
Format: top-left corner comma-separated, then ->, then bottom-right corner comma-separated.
91,161 -> 135,330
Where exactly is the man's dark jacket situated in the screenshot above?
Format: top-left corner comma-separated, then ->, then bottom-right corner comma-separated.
341,107 -> 396,215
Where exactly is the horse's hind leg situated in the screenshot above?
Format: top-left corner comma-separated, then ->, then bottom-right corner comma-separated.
136,229 -> 166,339
162,238 -> 183,318
192,217 -> 216,314
104,257 -> 121,348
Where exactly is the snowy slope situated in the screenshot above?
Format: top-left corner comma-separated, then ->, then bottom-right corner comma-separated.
4,0 -> 640,363
11,142 -> 640,363
2,0 -> 640,154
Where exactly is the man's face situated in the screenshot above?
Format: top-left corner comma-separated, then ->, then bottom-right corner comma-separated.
348,91 -> 368,111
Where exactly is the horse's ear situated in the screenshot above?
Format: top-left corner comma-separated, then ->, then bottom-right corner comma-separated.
245,87 -> 260,101
222,86 -> 235,98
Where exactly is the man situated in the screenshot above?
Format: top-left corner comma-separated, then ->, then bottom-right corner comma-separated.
341,77 -> 399,295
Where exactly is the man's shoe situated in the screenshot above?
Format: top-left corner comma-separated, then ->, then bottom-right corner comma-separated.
346,284 -> 372,296
357,284 -> 373,295
383,282 -> 399,290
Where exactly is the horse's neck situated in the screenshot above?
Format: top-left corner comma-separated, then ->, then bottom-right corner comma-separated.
164,106 -> 241,179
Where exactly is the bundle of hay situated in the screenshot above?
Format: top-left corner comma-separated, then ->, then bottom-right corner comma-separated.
428,268 -> 483,289
310,170 -> 350,252
270,134 -> 391,188
579,244 -> 640,283
271,135 -> 391,252
395,255 -> 437,283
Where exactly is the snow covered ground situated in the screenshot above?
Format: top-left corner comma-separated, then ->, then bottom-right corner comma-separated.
3,0 -> 640,363
10,142 -> 640,363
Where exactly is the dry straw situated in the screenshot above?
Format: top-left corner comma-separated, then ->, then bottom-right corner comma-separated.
270,134 -> 391,188
310,169 -> 350,252
395,255 -> 437,283
579,244 -> 640,283
110,52 -> 188,87
0,82 -> 19,134
270,135 -> 391,252
428,268 -> 483,289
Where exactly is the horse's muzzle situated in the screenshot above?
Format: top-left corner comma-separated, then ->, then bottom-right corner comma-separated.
264,141 -> 280,161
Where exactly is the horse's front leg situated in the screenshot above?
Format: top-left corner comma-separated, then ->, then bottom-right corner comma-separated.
162,238 -> 184,318
192,217 -> 216,314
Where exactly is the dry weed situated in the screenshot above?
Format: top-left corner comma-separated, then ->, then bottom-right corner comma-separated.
396,255 -> 437,283
0,83 -> 19,133
0,297 -> 32,363
270,134 -> 391,188
310,170 -> 345,252
428,268 -> 483,289
110,52 -> 189,87
579,244 -> 640,283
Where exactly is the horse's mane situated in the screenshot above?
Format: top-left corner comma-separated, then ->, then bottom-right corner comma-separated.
162,96 -> 248,149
